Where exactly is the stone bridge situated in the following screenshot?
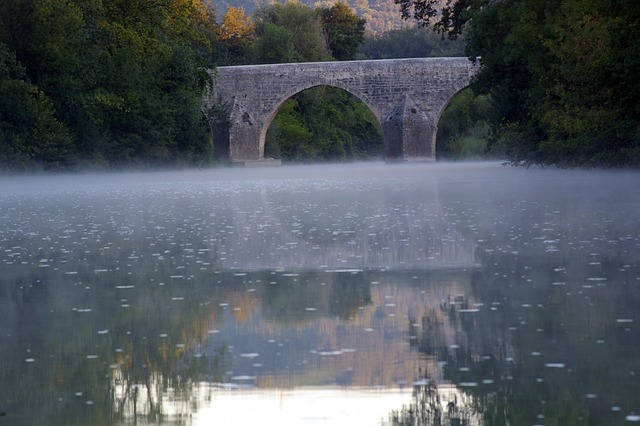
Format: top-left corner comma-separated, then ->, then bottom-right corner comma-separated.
206,58 -> 478,163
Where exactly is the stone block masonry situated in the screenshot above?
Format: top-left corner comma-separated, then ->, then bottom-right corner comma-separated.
206,58 -> 478,163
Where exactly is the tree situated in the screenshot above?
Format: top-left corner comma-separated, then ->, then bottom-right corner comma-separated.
217,6 -> 254,45
395,0 -> 640,167
0,43 -> 74,171
251,22 -> 297,64
319,3 -> 366,61
215,6 -> 254,65
253,2 -> 329,63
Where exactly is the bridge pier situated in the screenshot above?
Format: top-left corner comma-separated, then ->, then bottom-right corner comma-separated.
211,98 -> 264,161
383,94 -> 436,162
207,58 -> 478,163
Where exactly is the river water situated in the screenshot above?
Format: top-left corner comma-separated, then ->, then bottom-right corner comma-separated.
1,162 -> 640,425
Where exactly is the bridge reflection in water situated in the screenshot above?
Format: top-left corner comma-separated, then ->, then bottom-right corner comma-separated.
210,174 -> 478,272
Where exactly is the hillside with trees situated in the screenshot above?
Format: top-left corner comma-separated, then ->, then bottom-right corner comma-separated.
210,0 -> 412,35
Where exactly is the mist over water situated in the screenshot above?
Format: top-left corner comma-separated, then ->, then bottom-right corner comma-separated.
1,161 -> 640,425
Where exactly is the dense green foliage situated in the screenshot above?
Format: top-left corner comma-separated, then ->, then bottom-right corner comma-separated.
0,43 -> 75,170
1,0 -> 217,172
435,88 -> 492,160
265,86 -> 383,162
396,0 -> 640,167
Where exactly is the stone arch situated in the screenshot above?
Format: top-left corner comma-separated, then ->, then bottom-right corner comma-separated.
258,83 -> 383,159
208,58 -> 479,164
433,85 -> 474,132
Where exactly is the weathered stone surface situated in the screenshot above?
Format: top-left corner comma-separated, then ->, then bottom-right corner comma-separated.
207,58 -> 478,162
383,94 -> 435,161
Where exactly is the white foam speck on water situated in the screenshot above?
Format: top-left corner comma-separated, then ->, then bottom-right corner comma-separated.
241,353 -> 260,358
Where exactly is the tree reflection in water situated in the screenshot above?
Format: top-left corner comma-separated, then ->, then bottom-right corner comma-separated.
387,381 -> 478,425
387,196 -> 640,425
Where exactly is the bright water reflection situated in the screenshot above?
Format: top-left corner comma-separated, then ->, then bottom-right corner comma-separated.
1,162 -> 640,425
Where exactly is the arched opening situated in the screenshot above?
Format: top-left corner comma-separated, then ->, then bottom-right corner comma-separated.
435,88 -> 493,161
264,86 -> 383,163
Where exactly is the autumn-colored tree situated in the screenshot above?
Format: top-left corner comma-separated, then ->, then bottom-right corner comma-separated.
214,6 -> 254,65
216,6 -> 254,47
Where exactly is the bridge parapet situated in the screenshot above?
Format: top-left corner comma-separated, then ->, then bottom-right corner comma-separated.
206,58 -> 478,162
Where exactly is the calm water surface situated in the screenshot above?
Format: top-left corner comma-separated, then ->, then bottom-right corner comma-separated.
1,162 -> 640,425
